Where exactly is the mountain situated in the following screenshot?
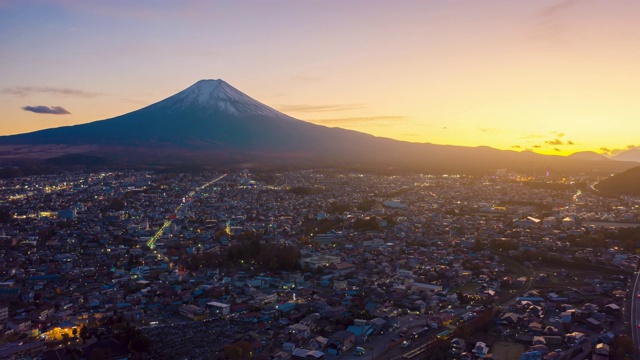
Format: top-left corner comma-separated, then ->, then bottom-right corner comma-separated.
595,166 -> 640,195
567,151 -> 609,161
611,149 -> 640,162
0,79 -> 637,174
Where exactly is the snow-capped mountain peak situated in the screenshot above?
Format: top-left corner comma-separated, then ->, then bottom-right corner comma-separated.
150,79 -> 289,118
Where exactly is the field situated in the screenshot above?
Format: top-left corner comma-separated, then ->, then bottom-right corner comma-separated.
490,341 -> 525,360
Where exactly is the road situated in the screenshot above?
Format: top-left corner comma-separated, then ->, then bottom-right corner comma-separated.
631,270 -> 640,359
147,173 -> 226,249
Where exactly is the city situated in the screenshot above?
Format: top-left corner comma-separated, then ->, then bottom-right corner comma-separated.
0,169 -> 638,359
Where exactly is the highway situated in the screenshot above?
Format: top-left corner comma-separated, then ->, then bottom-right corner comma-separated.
147,173 -> 227,249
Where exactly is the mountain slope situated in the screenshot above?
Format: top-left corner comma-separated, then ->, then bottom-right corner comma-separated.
612,149 -> 640,162
0,79 -> 637,174
595,166 -> 640,195
567,151 -> 609,161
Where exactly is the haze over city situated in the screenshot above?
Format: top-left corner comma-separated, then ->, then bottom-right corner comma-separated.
2,0 -> 640,156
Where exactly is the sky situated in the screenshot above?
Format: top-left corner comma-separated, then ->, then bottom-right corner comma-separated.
1,0 -> 640,156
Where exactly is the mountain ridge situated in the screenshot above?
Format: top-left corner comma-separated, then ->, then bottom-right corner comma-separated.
611,148 -> 640,163
0,79 -> 637,175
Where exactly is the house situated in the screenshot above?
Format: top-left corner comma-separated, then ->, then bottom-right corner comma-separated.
501,312 -> 521,326
472,342 -> 489,357
291,348 -> 325,360
565,332 -> 586,346
287,323 -> 311,339
521,351 -> 542,360
450,338 -> 466,355
515,217 -> 541,228
328,262 -> 355,275
593,343 -> 610,360
528,322 -> 543,336
326,330 -> 355,355
532,336 -> 546,346
308,336 -> 328,351
282,342 -> 296,353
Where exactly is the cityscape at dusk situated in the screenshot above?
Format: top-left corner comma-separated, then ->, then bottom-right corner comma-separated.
2,1 -> 640,360
2,1 -> 640,155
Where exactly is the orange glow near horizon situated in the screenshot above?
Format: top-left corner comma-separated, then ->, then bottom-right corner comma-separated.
1,1 -> 639,157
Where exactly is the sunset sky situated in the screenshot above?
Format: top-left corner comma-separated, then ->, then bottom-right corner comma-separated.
1,0 -> 639,156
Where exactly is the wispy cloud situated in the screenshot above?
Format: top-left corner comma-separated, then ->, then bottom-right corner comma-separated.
22,105 -> 70,115
308,116 -> 408,126
530,0 -> 585,45
511,145 -> 522,149
278,103 -> 363,113
566,140 -> 574,145
477,127 -> 502,134
2,86 -> 103,98
538,0 -> 583,19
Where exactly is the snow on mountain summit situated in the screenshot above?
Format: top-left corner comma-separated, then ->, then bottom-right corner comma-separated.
149,79 -> 290,118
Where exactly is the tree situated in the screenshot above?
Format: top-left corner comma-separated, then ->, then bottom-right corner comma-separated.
130,335 -> 152,354
107,198 -> 126,211
614,335 -> 634,359
0,209 -> 12,223
223,341 -> 251,360
89,348 -> 111,360
79,326 -> 89,340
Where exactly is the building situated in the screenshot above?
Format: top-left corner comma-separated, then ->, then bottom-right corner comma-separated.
179,304 -> 206,320
206,301 -> 231,317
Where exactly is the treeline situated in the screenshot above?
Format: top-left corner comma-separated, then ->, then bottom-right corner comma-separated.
0,165 -> 57,179
189,238 -> 301,272
520,181 -> 580,191
495,200 -> 552,211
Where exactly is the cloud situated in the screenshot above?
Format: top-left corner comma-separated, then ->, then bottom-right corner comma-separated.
477,127 -> 502,134
553,148 -> 561,152
545,139 -> 564,145
511,145 -> 521,149
566,140 -> 574,145
538,0 -> 582,19
602,144 -> 640,155
530,0 -> 585,45
22,105 -> 71,115
554,132 -> 565,137
2,86 -> 103,98
308,116 -> 408,126
532,145 -> 542,148
278,103 -> 363,113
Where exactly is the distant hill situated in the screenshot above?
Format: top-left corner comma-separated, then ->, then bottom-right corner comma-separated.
612,149 -> 640,162
44,154 -> 109,167
568,151 -> 609,161
595,166 -> 640,195
0,79 -> 637,175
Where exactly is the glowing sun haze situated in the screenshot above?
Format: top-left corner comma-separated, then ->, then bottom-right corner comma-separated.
1,0 -> 639,156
